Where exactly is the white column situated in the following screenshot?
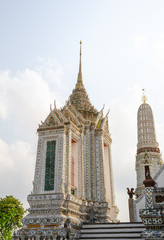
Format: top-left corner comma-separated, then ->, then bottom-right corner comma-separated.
66,129 -> 71,194
85,127 -> 91,200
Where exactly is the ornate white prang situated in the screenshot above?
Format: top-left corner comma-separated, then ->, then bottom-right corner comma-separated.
135,102 -> 163,197
17,43 -> 118,239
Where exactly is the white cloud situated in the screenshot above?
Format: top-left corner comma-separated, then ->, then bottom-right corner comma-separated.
0,138 -> 14,168
0,59 -> 66,139
0,137 -> 35,208
0,71 -> 10,119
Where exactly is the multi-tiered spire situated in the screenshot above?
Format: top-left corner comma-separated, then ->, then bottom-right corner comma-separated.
137,89 -> 158,152
69,41 -> 97,119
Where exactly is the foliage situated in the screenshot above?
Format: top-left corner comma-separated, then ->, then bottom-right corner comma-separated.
0,196 -> 26,240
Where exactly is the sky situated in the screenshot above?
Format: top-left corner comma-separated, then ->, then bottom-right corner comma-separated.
0,0 -> 164,222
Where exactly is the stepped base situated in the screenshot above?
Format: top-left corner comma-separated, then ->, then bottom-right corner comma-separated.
80,222 -> 145,240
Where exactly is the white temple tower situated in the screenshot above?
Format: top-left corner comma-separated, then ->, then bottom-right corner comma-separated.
16,42 -> 118,239
135,90 -> 163,197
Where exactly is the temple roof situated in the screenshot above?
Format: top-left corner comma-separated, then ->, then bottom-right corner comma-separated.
67,41 -> 97,120
38,42 -> 110,134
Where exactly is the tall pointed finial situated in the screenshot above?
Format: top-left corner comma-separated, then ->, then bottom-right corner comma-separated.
50,104 -> 52,112
142,88 -> 147,103
105,109 -> 110,118
54,100 -> 56,110
79,40 -> 82,73
76,41 -> 84,89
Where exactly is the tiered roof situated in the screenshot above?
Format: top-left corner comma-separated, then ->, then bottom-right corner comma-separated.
68,41 -> 97,120
38,42 -> 109,134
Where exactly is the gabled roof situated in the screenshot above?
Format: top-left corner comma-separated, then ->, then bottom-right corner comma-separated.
38,108 -> 66,131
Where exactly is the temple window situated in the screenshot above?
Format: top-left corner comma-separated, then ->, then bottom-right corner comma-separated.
44,141 -> 56,191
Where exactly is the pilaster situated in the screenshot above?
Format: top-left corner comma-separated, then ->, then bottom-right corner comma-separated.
90,127 -> 97,201
84,127 -> 91,201
65,128 -> 71,195
108,143 -> 115,206
33,137 -> 42,194
78,129 -> 85,199
98,133 -> 106,202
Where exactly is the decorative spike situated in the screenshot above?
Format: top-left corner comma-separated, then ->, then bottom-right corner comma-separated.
76,41 -> 84,89
79,41 -> 82,73
105,109 -> 110,118
54,100 -> 56,109
100,104 -> 105,115
50,104 -> 52,112
142,88 -> 147,103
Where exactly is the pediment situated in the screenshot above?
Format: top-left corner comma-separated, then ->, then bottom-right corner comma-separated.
97,116 -> 109,133
38,110 -> 65,129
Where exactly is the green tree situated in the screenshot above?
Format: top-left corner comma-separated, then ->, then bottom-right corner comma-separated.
0,196 -> 26,240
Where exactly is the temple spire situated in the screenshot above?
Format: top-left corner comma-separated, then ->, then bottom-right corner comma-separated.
135,92 -> 162,197
76,41 -> 84,89
69,41 -> 97,118
137,93 -> 157,150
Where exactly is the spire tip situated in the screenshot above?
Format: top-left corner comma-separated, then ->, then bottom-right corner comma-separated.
142,88 -> 147,103
79,40 -> 82,74
75,41 -> 84,89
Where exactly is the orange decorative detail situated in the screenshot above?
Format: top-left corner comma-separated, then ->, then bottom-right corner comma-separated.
44,224 -> 59,227
137,147 -> 160,154
27,224 -> 40,228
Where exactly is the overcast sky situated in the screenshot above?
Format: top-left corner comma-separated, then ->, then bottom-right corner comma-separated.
1,0 -> 164,222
